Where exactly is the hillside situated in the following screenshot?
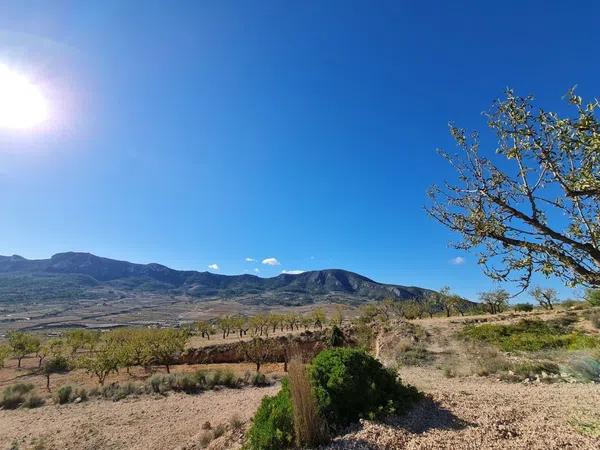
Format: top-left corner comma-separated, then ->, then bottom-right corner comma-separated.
0,252 -> 431,305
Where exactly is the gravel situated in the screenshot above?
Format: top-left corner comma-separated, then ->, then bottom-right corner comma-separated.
323,367 -> 599,450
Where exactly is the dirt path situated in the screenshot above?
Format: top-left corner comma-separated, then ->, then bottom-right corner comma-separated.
0,385 -> 279,450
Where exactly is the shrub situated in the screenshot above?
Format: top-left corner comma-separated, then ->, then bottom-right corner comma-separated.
56,385 -> 73,404
245,380 -> 294,450
309,348 -> 420,426
514,303 -> 534,312
512,361 -> 560,378
250,372 -> 269,387
566,355 -> 600,382
0,383 -> 35,409
396,346 -> 434,367
221,369 -> 238,388
213,423 -> 227,439
54,385 -> 88,405
329,326 -> 345,347
229,414 -> 244,431
288,360 -> 328,448
22,393 -> 45,408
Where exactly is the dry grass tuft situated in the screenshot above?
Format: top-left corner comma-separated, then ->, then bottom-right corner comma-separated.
288,359 -> 328,448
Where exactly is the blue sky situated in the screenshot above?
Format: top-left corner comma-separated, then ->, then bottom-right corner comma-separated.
0,1 -> 598,301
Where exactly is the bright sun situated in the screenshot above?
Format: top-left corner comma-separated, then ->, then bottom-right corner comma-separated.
0,63 -> 49,129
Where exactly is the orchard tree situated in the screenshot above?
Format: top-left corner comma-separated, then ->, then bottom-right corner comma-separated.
428,89 -> 600,292
145,328 -> 189,373
479,289 -> 509,314
311,308 -> 326,330
42,355 -> 69,391
197,321 -> 214,340
530,286 -> 559,310
78,343 -> 120,385
240,337 -> 274,372
7,331 -> 40,368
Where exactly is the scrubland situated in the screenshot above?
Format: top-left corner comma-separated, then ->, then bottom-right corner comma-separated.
0,304 -> 598,450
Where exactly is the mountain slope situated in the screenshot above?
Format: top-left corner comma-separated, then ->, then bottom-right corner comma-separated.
0,252 -> 432,305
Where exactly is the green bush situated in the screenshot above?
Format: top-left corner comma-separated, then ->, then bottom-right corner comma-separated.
309,348 -> 420,426
251,372 -> 270,387
56,385 -> 73,404
245,380 -> 294,450
514,303 -> 534,312
55,384 -> 88,405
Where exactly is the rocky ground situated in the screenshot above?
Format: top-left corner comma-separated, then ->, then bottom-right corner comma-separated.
324,366 -> 599,450
0,385 -> 279,450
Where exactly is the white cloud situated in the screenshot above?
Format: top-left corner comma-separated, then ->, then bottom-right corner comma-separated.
208,263 -> 220,270
262,257 -> 280,266
245,257 -> 256,262
449,256 -> 465,265
254,268 -> 260,273
282,270 -> 305,275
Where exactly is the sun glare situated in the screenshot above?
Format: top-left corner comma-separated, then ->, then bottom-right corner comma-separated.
0,63 -> 49,130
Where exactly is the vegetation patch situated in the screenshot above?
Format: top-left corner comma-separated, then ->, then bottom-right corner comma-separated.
245,380 -> 294,450
309,348 -> 420,427
0,383 -> 44,410
461,318 -> 600,352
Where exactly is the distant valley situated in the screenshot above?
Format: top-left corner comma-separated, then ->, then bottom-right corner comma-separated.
0,252 -> 432,333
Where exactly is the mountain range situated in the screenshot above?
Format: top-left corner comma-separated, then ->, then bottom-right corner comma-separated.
0,252 -> 432,306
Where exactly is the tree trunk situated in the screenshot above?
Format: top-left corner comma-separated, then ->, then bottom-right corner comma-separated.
256,362 -> 260,372
46,374 -> 51,391
17,356 -> 23,368
165,364 -> 170,374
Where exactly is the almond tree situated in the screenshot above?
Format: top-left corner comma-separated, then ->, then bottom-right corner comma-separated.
240,337 -> 274,372
428,89 -> 600,292
77,343 -> 120,385
479,289 -> 509,314
7,331 -> 40,368
530,286 -> 558,310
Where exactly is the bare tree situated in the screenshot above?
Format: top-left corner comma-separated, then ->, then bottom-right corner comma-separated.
530,286 -> 559,310
428,89 -> 600,292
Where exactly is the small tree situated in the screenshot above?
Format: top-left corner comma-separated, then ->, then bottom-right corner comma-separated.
438,286 -> 454,317
423,293 -> 439,318
7,331 -> 40,368
240,337 -> 273,372
479,289 -> 509,314
78,344 -> 120,386
197,321 -> 213,340
42,356 -> 69,391
34,338 -> 64,368
145,328 -> 188,373
530,286 -> 559,310
311,308 -> 326,330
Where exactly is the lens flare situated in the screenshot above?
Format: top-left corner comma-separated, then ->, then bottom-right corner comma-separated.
0,63 -> 49,129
